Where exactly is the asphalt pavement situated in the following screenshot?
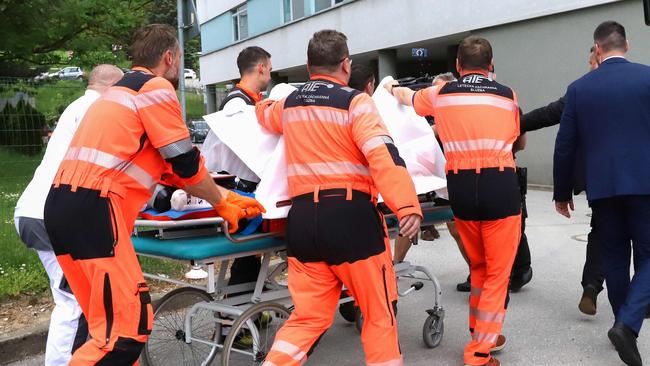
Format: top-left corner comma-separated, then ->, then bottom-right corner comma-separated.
7,190 -> 649,366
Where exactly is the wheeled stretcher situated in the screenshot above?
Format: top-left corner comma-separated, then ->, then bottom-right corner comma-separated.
134,203 -> 454,366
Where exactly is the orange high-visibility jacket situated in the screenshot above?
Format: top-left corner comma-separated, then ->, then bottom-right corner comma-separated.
413,72 -> 520,174
256,74 -> 421,220
53,67 -> 208,225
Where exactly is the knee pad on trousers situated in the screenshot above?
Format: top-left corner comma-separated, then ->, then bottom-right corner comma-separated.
95,337 -> 145,365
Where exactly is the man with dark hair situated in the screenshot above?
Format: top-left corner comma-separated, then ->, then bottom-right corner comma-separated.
43,24 -> 264,364
554,21 -> 650,366
521,47 -> 610,317
237,46 -> 272,75
457,36 -> 493,70
593,20 -> 627,53
257,29 -> 421,366
348,63 -> 375,94
203,46 -> 272,289
388,35 -> 523,366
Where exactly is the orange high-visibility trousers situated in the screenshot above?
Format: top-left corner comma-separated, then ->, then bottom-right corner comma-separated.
263,253 -> 401,366
455,215 -> 521,366
45,186 -> 152,365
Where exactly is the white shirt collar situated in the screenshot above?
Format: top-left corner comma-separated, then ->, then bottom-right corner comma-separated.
602,55 -> 626,62
84,89 -> 100,98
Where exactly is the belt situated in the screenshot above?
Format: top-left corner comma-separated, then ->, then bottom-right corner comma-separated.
293,188 -> 372,203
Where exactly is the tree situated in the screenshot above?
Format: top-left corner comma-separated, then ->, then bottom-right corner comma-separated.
0,0 -> 152,75
145,0 -> 202,71
0,0 -> 202,76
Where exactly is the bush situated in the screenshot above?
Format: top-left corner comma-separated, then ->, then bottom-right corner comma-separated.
0,100 -> 46,156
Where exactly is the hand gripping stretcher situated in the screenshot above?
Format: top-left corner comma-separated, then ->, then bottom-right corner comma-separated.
133,201 -> 454,366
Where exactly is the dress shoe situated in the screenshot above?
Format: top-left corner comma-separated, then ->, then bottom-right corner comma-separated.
490,335 -> 507,353
578,286 -> 598,316
509,267 -> 533,292
608,322 -> 642,366
457,275 -> 471,292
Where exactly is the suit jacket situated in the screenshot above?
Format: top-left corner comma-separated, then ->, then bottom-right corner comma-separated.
554,57 -> 650,202
522,97 -> 586,195
521,97 -> 564,133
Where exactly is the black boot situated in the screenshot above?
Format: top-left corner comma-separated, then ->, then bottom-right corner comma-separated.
510,267 -> 533,292
608,322 -> 642,366
456,275 -> 471,292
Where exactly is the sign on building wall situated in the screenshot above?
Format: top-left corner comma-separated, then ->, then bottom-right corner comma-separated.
412,48 -> 428,58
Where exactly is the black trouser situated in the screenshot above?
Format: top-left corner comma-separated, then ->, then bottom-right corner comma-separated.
582,219 -> 605,293
511,199 -> 530,277
511,168 -> 531,278
228,256 -> 262,287
220,174 -> 262,289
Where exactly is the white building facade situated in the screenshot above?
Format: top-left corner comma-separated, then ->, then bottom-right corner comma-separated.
197,0 -> 650,185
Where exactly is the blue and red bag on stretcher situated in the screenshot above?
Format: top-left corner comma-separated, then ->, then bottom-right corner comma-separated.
140,187 -> 267,235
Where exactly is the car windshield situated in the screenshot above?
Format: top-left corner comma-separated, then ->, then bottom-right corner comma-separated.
194,122 -> 207,129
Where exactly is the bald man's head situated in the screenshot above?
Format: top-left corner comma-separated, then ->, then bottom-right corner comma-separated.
88,64 -> 123,93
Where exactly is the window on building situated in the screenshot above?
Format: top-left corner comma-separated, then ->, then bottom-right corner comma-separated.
284,0 -> 305,22
232,4 -> 248,41
314,0 -> 345,12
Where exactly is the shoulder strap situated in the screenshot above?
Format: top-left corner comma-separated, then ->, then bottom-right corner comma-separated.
218,87 -> 254,111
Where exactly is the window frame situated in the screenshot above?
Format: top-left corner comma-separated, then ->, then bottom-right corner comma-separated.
283,0 -> 304,23
232,3 -> 248,42
314,0 -> 345,13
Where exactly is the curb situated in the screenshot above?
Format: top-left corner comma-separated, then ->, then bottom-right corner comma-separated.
0,293 -> 165,365
0,322 -> 48,364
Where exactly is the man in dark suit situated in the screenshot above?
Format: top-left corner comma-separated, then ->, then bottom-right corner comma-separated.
526,48 -> 608,317
554,21 -> 650,366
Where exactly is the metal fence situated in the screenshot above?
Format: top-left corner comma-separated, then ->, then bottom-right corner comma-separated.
0,76 -> 209,251
0,77 -> 88,253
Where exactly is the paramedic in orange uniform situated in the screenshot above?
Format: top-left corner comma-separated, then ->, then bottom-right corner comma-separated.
43,24 -> 264,365
257,30 -> 422,366
387,36 -> 522,366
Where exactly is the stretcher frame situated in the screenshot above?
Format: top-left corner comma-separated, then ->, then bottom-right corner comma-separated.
134,203 -> 452,365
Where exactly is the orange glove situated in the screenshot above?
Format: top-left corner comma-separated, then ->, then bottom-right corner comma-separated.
213,201 -> 247,233
214,192 -> 266,233
225,191 -> 266,216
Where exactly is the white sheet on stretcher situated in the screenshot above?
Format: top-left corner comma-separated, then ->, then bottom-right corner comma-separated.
203,84 -> 296,219
204,81 -> 447,219
373,76 -> 448,200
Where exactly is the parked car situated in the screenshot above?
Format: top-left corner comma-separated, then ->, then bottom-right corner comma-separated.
184,68 -> 197,79
58,67 -> 84,80
188,120 -> 209,143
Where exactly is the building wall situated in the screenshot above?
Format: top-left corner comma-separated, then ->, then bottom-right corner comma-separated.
477,0 -> 650,185
201,13 -> 234,52
199,0 -> 619,85
248,0 -> 285,35
196,0 -> 246,24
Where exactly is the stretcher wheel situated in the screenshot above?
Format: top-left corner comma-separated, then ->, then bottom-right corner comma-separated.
422,314 -> 444,348
338,301 -> 357,323
221,302 -> 291,366
142,287 -> 219,366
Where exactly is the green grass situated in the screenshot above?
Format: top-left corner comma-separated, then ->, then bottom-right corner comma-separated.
0,85 -> 205,302
183,91 -> 206,120
0,148 -> 48,300
0,148 -> 187,302
35,80 -> 86,125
